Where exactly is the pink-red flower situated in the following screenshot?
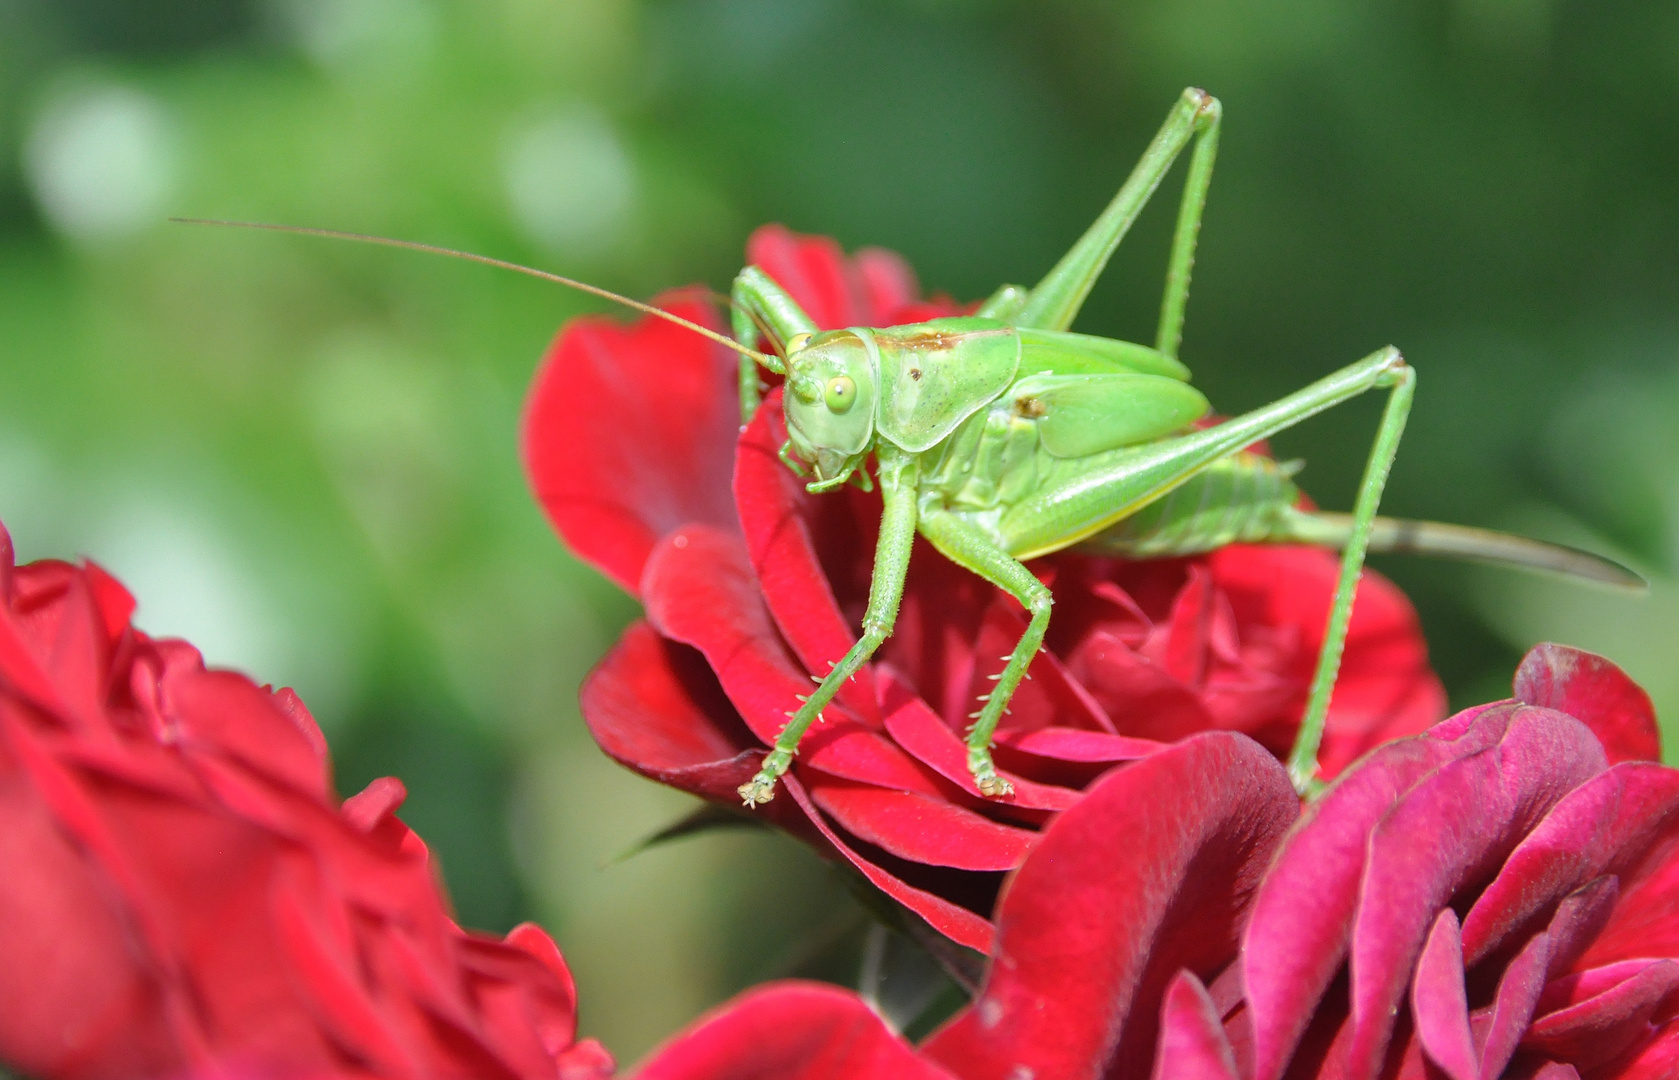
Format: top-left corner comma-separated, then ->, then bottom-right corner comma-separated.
625,644 -> 1674,1080
0,522 -> 612,1080
1234,642 -> 1670,1080
524,225 -> 1446,951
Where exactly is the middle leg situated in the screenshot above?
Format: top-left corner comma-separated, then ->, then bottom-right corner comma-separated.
917,508 -> 1054,798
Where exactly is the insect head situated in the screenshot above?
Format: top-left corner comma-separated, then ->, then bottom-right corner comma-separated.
780,330 -> 878,491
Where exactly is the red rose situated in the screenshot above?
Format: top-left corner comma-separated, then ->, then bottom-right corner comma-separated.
0,522 -> 612,1080
524,225 -> 1445,951
626,645 -> 1674,1080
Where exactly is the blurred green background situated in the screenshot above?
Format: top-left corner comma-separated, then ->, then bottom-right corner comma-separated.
1,0 -> 1675,1063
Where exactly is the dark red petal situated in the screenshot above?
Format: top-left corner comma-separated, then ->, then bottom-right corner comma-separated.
1525,1065 -> 1584,1080
1515,643 -> 1662,765
1461,762 -> 1679,967
1150,971 -> 1242,1080
1341,707 -> 1606,1080
1063,631 -> 1218,742
993,727 -> 1163,764
958,595 -> 1116,736
1206,545 -> 1446,777
522,293 -> 739,596
503,922 -> 580,1027
579,622 -> 819,841
853,247 -> 924,325
1524,959 -> 1679,1068
636,981 -> 956,1080
1244,707 -> 1514,1080
879,690 -> 1080,812
581,620 -> 754,771
0,743 -> 177,1078
807,777 -> 1035,872
641,526 -> 938,792
557,1038 -> 616,1080
783,774 -> 994,953
733,396 -> 879,725
745,226 -> 923,331
922,732 -> 1298,1080
1585,1017 -> 1679,1080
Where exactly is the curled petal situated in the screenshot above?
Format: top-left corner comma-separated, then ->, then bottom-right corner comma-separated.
1515,643 -> 1661,764
523,294 -> 740,596
1526,959 -> 1679,1068
1412,910 -> 1476,1080
1462,763 -> 1679,967
1150,971 -> 1242,1080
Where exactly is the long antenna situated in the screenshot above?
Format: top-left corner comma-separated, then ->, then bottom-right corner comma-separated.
170,218 -> 784,371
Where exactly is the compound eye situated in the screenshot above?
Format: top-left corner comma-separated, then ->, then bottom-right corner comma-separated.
786,332 -> 814,354
824,376 -> 857,413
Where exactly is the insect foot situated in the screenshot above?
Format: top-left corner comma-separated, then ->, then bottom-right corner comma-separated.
737,749 -> 793,807
968,747 -> 1015,799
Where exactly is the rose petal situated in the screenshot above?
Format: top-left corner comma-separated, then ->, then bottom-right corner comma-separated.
879,690 -> 1081,812
579,621 -> 821,841
522,293 -> 739,596
993,726 -> 1163,764
1065,629 -> 1218,742
1151,971 -> 1242,1080
782,774 -> 994,953
923,732 -> 1298,1080
1413,910 -> 1477,1080
1207,545 -> 1445,776
746,226 -> 921,331
959,594 -> 1116,736
1462,763 -> 1679,967
636,980 -> 957,1080
1244,706 -> 1515,1080
1476,919 -> 1551,1080
643,518 -> 833,741
1591,1017 -> 1679,1080
1515,643 -> 1662,765
808,778 -> 1036,871
1525,959 -> 1679,1067
733,397 -> 879,725
1342,707 -> 1606,1080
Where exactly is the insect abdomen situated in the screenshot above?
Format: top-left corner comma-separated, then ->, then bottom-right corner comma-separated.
1076,453 -> 1301,558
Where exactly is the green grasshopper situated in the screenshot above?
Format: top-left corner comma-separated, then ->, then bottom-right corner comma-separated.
182,87 -> 1641,804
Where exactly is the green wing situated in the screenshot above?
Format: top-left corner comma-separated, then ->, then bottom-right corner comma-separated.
1009,372 -> 1210,458
1016,328 -> 1192,381
867,318 -> 1021,453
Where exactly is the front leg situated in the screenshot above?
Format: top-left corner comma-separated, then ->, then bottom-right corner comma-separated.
731,267 -> 815,424
738,446 -> 919,806
916,509 -> 1053,799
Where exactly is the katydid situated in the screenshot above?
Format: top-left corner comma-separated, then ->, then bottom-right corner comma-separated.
177,86 -> 1642,804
